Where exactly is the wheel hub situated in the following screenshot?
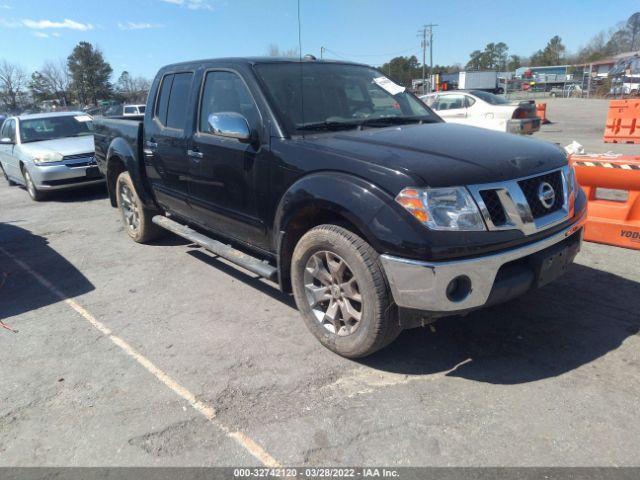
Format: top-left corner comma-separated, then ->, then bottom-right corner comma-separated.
303,251 -> 363,337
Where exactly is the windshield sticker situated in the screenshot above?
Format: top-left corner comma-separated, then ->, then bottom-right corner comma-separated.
373,77 -> 405,95
74,115 -> 92,122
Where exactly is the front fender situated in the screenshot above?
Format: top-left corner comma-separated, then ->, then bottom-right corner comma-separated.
274,172 -> 431,257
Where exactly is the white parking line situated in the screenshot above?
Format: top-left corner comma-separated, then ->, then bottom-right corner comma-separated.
0,245 -> 281,468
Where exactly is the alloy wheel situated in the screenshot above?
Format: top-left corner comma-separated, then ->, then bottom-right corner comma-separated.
119,183 -> 140,232
303,251 -> 363,336
24,171 -> 36,198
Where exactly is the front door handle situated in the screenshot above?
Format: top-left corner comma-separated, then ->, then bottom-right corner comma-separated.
146,140 -> 158,149
187,149 -> 203,161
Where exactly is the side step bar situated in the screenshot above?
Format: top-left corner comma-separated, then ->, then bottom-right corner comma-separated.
152,215 -> 277,281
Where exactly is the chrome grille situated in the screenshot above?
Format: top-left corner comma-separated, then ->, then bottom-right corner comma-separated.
63,152 -> 94,161
518,171 -> 564,218
479,190 -> 507,226
467,167 -> 573,235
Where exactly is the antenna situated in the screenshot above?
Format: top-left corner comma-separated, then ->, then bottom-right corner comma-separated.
297,0 -> 305,133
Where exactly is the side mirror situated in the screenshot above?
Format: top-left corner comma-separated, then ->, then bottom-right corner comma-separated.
207,112 -> 251,142
0,137 -> 13,145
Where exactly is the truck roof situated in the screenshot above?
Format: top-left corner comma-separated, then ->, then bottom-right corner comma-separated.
159,56 -> 367,71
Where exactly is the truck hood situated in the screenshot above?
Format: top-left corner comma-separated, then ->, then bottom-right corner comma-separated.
303,123 -> 566,187
20,136 -> 94,157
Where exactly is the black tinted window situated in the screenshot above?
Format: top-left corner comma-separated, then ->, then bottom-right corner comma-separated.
155,74 -> 173,124
199,71 -> 258,133
166,72 -> 193,130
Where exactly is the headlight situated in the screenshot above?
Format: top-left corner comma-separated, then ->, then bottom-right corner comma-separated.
396,187 -> 486,231
32,151 -> 63,165
566,165 -> 578,193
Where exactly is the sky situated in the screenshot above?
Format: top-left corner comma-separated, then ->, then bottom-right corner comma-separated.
0,0 -> 639,80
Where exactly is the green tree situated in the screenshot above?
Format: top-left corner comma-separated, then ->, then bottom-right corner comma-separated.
508,54 -> 522,70
541,36 -> 566,65
380,55 -> 421,86
67,42 -> 113,106
29,71 -> 52,103
465,42 -> 509,70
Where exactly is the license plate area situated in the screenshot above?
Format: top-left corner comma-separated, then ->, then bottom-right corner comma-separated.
529,232 -> 582,287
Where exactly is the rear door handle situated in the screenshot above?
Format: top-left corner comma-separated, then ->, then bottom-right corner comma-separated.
146,140 -> 158,149
187,149 -> 203,161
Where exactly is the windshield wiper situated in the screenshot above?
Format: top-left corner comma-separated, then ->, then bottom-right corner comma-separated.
296,121 -> 360,132
357,116 -> 434,128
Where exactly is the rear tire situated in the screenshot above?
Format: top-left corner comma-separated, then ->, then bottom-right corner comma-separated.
22,167 -> 45,201
291,224 -> 401,358
1,165 -> 16,186
115,171 -> 163,243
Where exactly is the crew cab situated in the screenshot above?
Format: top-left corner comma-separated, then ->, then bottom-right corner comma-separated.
420,90 -> 540,134
93,58 -> 586,358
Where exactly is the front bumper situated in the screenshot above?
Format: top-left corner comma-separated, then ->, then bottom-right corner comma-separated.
380,211 -> 586,314
507,117 -> 541,134
30,159 -> 104,190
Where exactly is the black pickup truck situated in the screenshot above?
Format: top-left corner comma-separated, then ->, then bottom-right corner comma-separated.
93,57 -> 586,358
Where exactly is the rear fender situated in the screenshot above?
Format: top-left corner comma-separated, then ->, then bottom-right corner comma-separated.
106,137 -> 156,208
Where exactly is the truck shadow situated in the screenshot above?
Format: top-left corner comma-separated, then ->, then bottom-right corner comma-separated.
0,223 -> 95,322
360,263 -> 640,384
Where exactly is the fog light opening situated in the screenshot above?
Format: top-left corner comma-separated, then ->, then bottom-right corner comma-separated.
446,276 -> 472,302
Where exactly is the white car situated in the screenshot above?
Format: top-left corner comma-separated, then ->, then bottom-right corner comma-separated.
123,104 -> 146,116
420,90 -> 540,134
0,112 -> 104,201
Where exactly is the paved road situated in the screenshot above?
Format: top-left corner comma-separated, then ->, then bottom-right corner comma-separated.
1,114 -> 639,466
534,97 -> 638,156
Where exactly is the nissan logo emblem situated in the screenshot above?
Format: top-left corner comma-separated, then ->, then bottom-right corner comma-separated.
538,182 -> 555,209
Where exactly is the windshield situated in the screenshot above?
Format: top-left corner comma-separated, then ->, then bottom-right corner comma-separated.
469,90 -> 511,105
254,62 -> 435,133
19,115 -> 94,143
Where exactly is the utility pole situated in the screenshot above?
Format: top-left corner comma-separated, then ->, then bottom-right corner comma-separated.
417,27 -> 427,94
418,24 -> 438,93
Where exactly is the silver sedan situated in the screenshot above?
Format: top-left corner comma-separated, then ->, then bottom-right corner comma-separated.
0,112 -> 104,201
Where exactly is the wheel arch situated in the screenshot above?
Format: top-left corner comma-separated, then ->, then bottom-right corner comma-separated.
274,172 -> 393,293
105,137 -> 155,209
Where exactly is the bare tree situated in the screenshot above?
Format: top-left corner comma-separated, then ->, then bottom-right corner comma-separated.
0,60 -> 29,111
116,71 -> 151,103
267,44 -> 299,58
41,60 -> 71,107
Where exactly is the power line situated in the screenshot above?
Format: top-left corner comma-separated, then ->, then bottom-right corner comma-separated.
321,45 -> 422,59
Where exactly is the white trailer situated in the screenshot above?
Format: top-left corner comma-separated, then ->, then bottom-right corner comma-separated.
458,71 -> 498,91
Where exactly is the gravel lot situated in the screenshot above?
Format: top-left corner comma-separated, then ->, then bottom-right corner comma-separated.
1,99 -> 639,467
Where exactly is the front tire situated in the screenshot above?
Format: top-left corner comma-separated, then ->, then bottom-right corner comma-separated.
115,171 -> 162,243
22,168 -> 45,201
1,164 -> 16,186
291,224 -> 401,358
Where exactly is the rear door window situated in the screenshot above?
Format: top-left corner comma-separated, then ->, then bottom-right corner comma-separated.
166,73 -> 193,130
155,74 -> 174,125
435,94 -> 465,111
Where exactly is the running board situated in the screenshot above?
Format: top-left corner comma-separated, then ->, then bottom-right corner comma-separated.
152,215 -> 277,281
